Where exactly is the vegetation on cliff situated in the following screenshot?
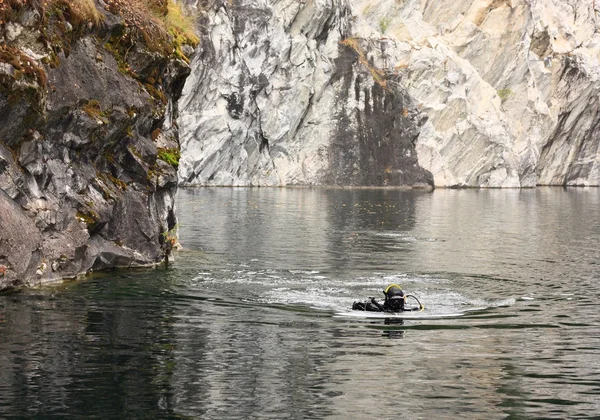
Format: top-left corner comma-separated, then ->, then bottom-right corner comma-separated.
0,0 -> 198,60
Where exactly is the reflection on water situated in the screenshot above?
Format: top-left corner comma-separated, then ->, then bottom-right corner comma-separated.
1,188 -> 599,419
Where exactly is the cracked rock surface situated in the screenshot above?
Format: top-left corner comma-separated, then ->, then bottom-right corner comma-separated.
355,0 -> 600,187
0,4 -> 190,290
180,0 -> 600,187
178,0 -> 433,187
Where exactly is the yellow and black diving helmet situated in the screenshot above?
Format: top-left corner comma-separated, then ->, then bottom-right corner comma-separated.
383,284 -> 405,312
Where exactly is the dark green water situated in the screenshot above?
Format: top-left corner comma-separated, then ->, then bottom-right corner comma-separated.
1,188 -> 599,419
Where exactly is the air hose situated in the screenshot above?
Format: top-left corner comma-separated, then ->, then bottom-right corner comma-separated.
405,294 -> 425,312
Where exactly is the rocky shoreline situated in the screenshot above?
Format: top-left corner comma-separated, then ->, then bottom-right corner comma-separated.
0,0 -> 195,290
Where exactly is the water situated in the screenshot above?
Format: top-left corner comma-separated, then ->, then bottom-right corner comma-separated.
1,188 -> 599,419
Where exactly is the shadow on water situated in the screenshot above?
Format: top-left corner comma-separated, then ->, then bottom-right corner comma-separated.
1,267 -> 348,419
381,318 -> 406,339
0,271 -> 187,419
343,318 -> 408,339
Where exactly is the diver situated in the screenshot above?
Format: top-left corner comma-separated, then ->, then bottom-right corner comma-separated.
352,284 -> 424,312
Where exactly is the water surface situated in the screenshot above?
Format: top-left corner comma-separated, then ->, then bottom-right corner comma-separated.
1,188 -> 599,419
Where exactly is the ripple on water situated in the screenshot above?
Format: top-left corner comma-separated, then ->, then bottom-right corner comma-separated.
1,187 -> 599,419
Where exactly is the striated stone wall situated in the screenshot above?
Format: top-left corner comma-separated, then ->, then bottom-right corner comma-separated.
345,0 -> 600,187
178,0 -> 433,187
179,0 -> 599,187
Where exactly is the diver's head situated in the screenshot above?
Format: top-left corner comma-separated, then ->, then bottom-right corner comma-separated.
383,284 -> 405,312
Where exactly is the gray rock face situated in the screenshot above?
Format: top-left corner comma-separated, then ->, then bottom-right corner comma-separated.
0,5 -> 189,290
178,0 -> 432,187
354,0 -> 600,187
180,0 -> 600,187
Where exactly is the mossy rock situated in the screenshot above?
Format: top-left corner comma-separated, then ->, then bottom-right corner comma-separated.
157,147 -> 180,168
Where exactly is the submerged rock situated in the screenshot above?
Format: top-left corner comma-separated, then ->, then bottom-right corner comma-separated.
0,2 -> 193,290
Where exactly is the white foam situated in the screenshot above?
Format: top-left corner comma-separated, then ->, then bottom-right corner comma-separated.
189,267 -> 512,317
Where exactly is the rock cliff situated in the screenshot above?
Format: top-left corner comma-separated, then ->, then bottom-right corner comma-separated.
355,0 -> 600,187
178,0 -> 433,187
179,0 -> 599,187
0,0 -> 195,290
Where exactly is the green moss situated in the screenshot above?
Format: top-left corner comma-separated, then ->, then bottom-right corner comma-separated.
99,185 -> 114,201
94,174 -> 116,200
157,147 -> 180,168
147,168 -> 157,181
127,145 -> 142,160
5,83 -> 44,116
107,173 -> 127,190
41,52 -> 61,69
3,0 -> 104,64
76,209 -> 99,226
144,83 -> 167,104
379,17 -> 392,34
164,1 -> 199,48
103,35 -> 138,79
497,88 -> 513,101
103,151 -> 116,164
102,0 -> 198,61
103,33 -> 168,106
